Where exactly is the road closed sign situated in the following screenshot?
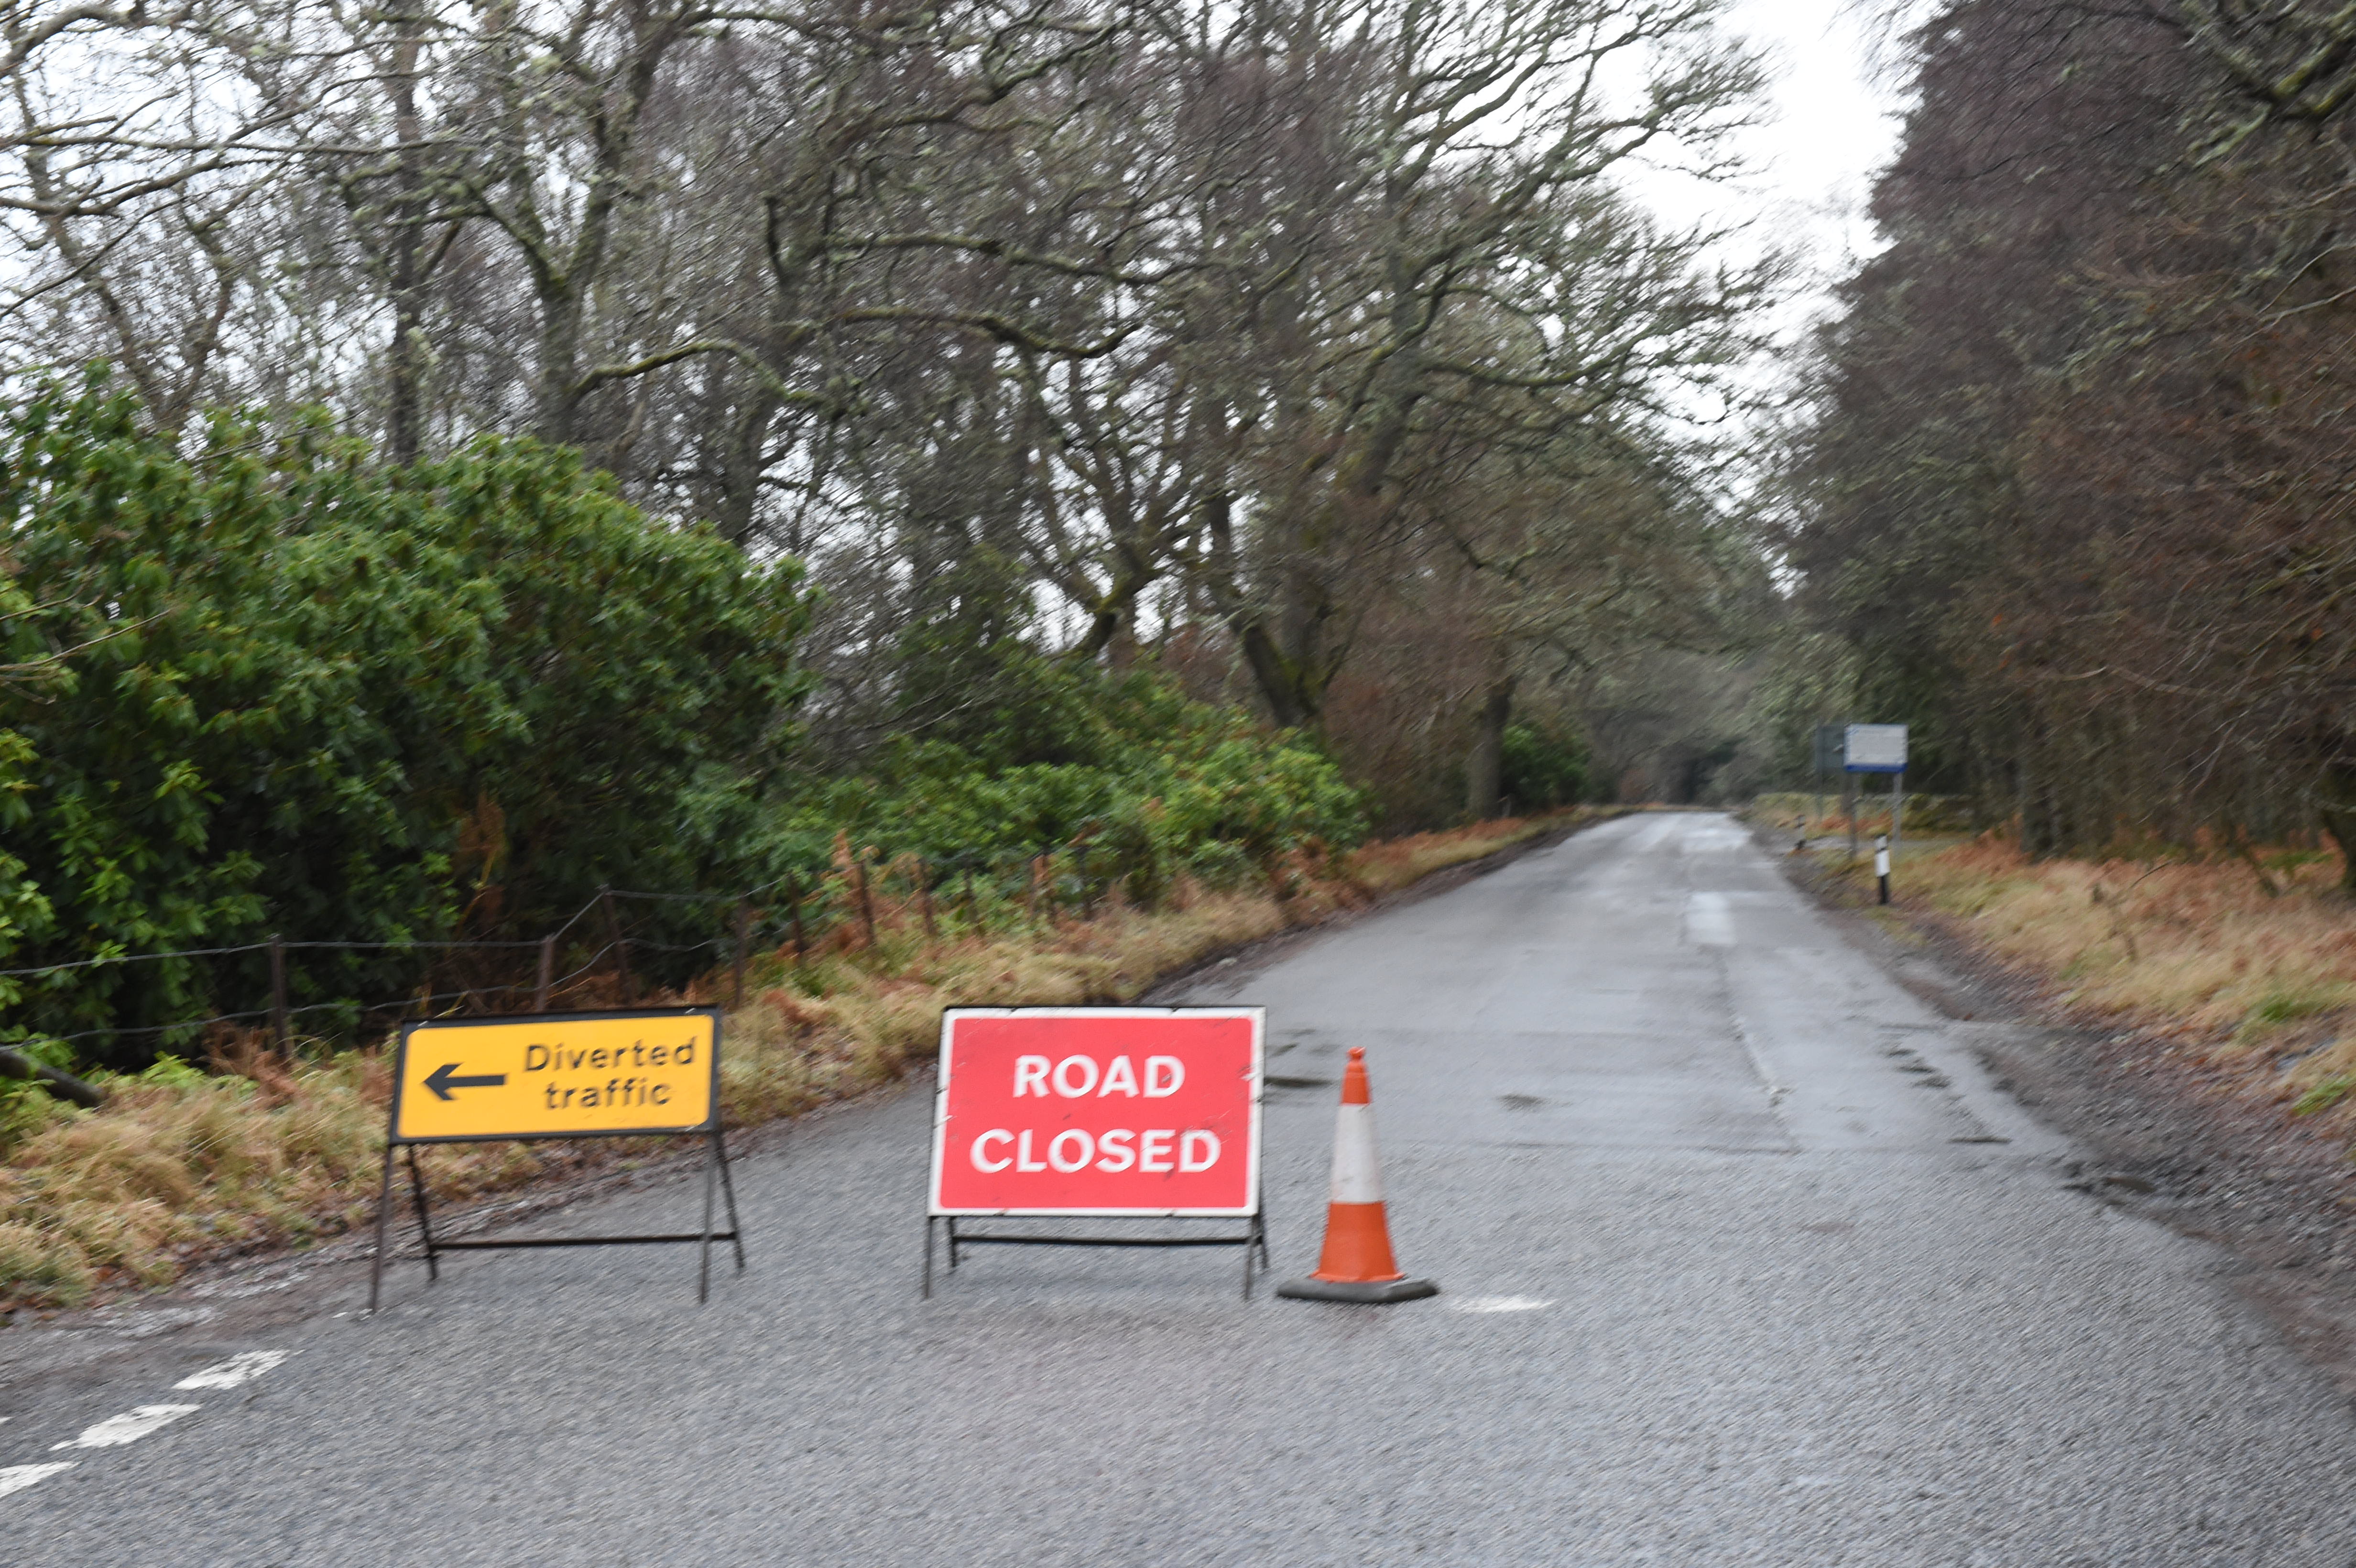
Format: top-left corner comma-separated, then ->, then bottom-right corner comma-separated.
391,1008 -> 719,1143
929,1007 -> 1263,1216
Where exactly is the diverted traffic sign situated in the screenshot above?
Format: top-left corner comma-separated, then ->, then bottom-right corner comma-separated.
930,1006 -> 1263,1216
373,1006 -> 741,1310
392,1009 -> 717,1142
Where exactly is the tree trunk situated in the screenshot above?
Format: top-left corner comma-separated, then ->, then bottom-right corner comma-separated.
537,284 -> 584,447
1465,674 -> 1514,821
385,24 -> 426,467
713,394 -> 777,546
2318,762 -> 2356,893
1206,491 -> 1325,731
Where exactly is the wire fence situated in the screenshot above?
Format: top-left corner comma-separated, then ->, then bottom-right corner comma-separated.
0,837 -> 1143,1074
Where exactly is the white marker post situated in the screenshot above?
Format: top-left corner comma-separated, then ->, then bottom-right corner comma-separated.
1875,834 -> 1891,904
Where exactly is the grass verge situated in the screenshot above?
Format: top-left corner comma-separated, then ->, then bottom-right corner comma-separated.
0,807 -> 1612,1314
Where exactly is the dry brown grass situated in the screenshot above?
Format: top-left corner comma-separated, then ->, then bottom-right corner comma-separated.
0,808 -> 1599,1312
1346,814 -> 1584,892
1854,830 -> 2356,1138
1752,790 -> 1978,837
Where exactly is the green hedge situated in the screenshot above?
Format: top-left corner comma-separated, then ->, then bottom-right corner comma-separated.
764,673 -> 1366,904
0,375 -> 815,1066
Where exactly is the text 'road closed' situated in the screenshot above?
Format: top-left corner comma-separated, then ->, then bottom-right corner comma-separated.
930,1009 -> 1262,1216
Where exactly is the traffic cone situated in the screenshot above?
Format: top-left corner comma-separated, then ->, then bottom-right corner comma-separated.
1278,1046 -> 1438,1304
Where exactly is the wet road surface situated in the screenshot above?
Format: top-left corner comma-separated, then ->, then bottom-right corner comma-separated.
3,811 -> 2352,1565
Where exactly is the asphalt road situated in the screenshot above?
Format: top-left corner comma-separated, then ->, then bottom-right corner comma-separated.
4,811 -> 2354,1566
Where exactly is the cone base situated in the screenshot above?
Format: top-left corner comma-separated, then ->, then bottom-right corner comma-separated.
1276,1275 -> 1439,1304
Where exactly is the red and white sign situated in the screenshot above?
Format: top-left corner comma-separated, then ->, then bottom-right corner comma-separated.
928,1007 -> 1263,1217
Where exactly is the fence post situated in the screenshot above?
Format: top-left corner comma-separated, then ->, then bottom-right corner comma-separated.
732,900 -> 752,1008
785,871 -> 807,962
534,934 -> 555,1011
916,858 -> 938,941
601,886 -> 633,1002
1025,854 -> 1043,926
853,854 -> 877,948
269,935 -> 289,1059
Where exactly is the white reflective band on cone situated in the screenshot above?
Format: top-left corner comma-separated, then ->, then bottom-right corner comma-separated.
1327,1100 -> 1385,1204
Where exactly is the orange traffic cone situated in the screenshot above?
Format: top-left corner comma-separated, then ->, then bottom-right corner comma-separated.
1278,1046 -> 1438,1304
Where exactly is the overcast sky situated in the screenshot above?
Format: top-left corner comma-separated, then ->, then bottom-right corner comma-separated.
1623,0 -> 1914,386
1723,0 -> 1909,279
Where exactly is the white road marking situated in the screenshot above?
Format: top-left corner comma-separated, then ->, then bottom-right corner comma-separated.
175,1350 -> 292,1390
0,1462 -> 74,1498
51,1405 -> 198,1450
92,1306 -> 218,1339
1448,1295 -> 1553,1313
1686,891 -> 1736,947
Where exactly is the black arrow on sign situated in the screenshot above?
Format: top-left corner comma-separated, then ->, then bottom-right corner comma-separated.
423,1062 -> 507,1101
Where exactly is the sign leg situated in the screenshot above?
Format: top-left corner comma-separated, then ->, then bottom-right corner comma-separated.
711,1128 -> 746,1272
698,1124 -> 720,1305
1243,1209 -> 1268,1300
946,1215 -> 960,1271
404,1147 -> 439,1284
921,1217 -> 935,1299
369,1143 -> 397,1312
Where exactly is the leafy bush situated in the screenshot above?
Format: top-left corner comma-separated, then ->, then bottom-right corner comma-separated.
1500,723 -> 1591,810
0,375 -> 815,1066
765,674 -> 1364,902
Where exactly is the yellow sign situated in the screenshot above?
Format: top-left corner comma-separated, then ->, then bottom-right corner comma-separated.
391,1009 -> 719,1143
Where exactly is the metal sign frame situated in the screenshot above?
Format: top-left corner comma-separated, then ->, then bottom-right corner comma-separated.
1812,722 -> 1847,775
920,1005 -> 1269,1300
370,1006 -> 744,1311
